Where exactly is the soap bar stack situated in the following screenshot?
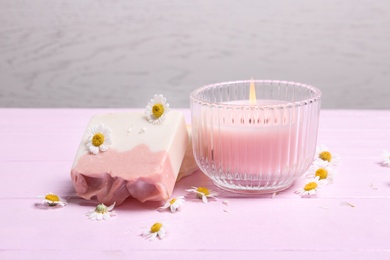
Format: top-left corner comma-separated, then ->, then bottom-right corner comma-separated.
70,111 -> 188,206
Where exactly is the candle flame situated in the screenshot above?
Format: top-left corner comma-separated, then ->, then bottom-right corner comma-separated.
249,79 -> 257,105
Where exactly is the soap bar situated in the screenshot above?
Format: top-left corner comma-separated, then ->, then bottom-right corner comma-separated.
177,125 -> 199,181
70,111 -> 187,205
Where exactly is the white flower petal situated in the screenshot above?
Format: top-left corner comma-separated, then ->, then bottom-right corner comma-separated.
149,232 -> 158,241
87,212 -> 97,219
107,202 -> 116,211
58,201 -> 66,206
142,231 -> 151,236
99,144 -> 108,152
153,94 -> 161,102
158,231 -> 166,239
88,126 -> 96,135
89,146 -> 99,155
158,227 -> 166,234
159,114 -> 166,121
103,213 -> 110,220
170,205 -> 178,212
97,124 -> 104,133
381,151 -> 390,166
158,204 -> 169,211
96,213 -> 103,220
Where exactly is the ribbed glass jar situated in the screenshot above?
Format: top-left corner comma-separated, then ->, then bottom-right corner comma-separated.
190,80 -> 322,194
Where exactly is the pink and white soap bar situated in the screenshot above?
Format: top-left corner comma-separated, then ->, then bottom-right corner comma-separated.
70,111 -> 187,206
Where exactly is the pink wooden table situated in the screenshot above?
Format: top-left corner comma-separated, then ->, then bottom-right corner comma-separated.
1,109 -> 390,259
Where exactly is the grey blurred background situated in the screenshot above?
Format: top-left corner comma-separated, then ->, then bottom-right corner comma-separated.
0,0 -> 389,109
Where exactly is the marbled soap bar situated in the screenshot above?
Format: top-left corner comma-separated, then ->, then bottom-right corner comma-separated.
177,125 -> 199,181
70,111 -> 187,205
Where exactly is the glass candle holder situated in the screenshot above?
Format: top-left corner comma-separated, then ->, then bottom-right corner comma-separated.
190,80 -> 322,194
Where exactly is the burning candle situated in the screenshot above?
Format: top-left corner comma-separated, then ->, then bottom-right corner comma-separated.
190,80 -> 321,194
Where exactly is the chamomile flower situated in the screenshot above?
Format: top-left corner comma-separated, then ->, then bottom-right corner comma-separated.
295,177 -> 327,197
315,145 -> 340,166
306,161 -> 335,184
381,150 -> 390,167
145,94 -> 170,124
41,192 -> 66,207
158,196 -> 185,213
85,123 -> 112,155
86,202 -> 116,221
186,186 -> 217,203
142,222 -> 166,241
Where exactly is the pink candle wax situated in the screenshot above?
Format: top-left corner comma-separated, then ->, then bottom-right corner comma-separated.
198,100 -> 304,188
210,119 -> 295,178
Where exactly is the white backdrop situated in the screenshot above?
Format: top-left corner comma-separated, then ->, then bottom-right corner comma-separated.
0,0 -> 389,109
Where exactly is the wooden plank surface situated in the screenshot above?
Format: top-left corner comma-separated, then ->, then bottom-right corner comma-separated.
1,109 -> 390,259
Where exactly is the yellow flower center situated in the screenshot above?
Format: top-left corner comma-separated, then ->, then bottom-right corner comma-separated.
152,104 -> 164,118
319,151 -> 332,162
169,198 -> 177,205
95,204 -> 107,214
196,187 -> 210,198
151,222 -> 163,233
197,187 -> 210,195
45,194 -> 59,202
92,133 -> 105,147
304,182 -> 318,191
315,168 -> 328,180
